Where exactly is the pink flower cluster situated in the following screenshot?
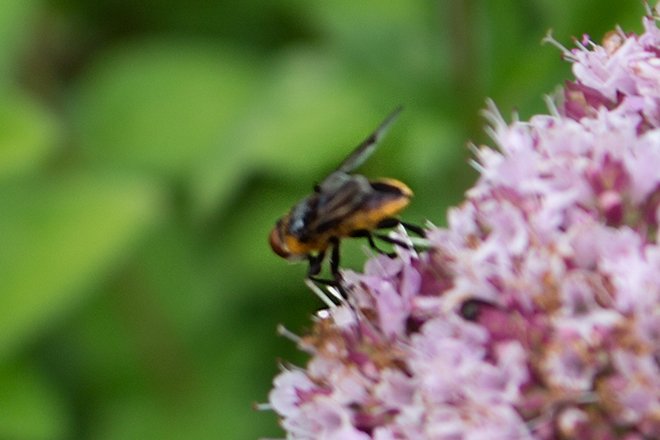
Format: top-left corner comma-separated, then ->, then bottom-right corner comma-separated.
267,9 -> 660,440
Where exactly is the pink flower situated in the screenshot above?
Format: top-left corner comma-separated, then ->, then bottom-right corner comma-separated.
266,6 -> 660,439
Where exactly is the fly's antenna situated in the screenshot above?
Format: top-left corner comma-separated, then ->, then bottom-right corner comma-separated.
335,106 -> 403,174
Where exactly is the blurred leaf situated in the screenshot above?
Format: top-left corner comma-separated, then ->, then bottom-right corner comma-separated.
0,92 -> 59,180
401,110 -> 463,183
92,396 -> 171,440
0,173 -> 161,360
73,40 -> 259,179
539,0 -> 642,38
305,1 -> 446,101
0,0 -> 39,83
236,49 -> 381,179
188,131 -> 251,220
192,48 -> 389,218
127,222 -> 227,339
44,291 -> 147,400
210,180 -> 302,281
89,309 -> 288,440
0,361 -> 69,440
57,0 -> 313,48
192,319 -> 289,440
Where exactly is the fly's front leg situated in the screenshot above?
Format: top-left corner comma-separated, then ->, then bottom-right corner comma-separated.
329,237 -> 348,299
307,246 -> 346,299
307,250 -> 333,286
307,251 -> 325,277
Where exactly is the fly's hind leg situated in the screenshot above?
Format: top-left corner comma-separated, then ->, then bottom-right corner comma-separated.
398,220 -> 426,237
372,217 -> 426,252
376,218 -> 425,237
350,229 -> 395,257
307,250 -> 335,289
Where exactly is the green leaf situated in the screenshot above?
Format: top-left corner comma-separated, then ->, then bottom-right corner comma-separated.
0,361 -> 69,440
0,92 -> 59,180
234,49 -> 378,179
0,0 -> 39,84
73,39 -> 258,179
190,48 -> 385,217
125,222 -> 228,338
305,1 -> 446,96
89,317 -> 288,440
0,173 -> 161,360
188,132 -> 251,220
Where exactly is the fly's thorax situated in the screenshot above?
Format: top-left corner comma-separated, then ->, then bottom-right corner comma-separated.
288,194 -> 317,237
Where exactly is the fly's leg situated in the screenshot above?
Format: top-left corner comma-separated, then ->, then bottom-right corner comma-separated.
308,239 -> 361,334
373,233 -> 412,249
306,239 -> 348,299
308,250 -> 334,288
307,251 -> 325,277
371,218 -> 427,253
350,229 -> 395,256
376,218 -> 426,237
328,238 -> 361,327
399,220 -> 426,237
352,218 -> 425,255
328,238 -> 348,299
329,238 -> 340,278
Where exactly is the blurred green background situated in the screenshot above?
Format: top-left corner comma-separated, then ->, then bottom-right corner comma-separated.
0,1 -> 642,439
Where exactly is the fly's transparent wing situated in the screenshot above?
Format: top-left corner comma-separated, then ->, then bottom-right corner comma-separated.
307,175 -> 372,234
334,106 -> 403,174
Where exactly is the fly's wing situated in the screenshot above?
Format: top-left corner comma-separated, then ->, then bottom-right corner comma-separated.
306,173 -> 372,235
297,107 -> 402,238
333,106 -> 403,175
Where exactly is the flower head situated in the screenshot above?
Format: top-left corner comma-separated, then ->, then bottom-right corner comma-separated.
268,7 -> 660,439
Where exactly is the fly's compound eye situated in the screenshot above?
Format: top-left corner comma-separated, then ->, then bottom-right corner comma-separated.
269,225 -> 291,259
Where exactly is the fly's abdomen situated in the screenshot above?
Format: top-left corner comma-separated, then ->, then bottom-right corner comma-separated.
335,178 -> 412,236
